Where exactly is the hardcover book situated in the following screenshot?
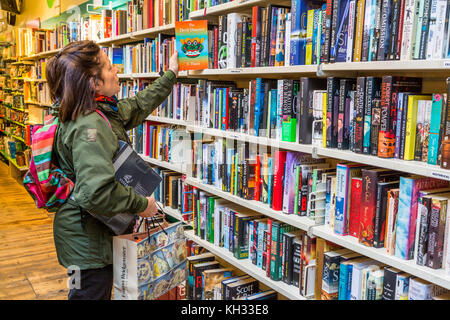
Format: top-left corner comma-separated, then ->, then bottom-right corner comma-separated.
175,20 -> 209,70
395,176 -> 449,260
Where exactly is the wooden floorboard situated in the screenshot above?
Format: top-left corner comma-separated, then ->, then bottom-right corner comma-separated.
0,162 -> 68,300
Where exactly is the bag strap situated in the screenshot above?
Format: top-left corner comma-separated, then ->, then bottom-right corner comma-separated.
94,109 -> 111,129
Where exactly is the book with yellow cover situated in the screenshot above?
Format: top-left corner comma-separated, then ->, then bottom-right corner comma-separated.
404,95 -> 432,160
305,9 -> 315,65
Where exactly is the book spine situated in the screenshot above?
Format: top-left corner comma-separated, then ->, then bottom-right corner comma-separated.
427,198 -> 447,269
388,0 -> 402,60
327,77 -> 338,148
321,0 -> 333,62
377,0 -> 392,61
330,0 -> 342,62
419,0 -> 432,59
359,170 -> 379,247
395,0 -> 407,59
349,177 -> 363,238
353,0 -> 366,62
394,93 -> 404,158
272,151 -> 286,211
400,0 -> 419,60
370,100 -> 381,156
413,0 -> 426,59
347,0 -> 357,62
428,94 -> 444,165
334,165 -> 350,235
377,76 -> 394,158
416,196 -> 432,265
386,190 -> 399,255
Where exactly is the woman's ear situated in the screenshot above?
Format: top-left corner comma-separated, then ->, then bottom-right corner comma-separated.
90,77 -> 101,94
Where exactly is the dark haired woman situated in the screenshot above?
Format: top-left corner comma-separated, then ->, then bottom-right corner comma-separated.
47,40 -> 179,300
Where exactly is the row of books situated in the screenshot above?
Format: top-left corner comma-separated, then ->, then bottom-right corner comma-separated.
190,188 -> 319,297
152,169 -> 194,223
202,0 -> 450,69
320,247 -> 450,300
327,164 -> 450,269
207,7 -> 293,70
101,0 -> 184,39
321,0 -> 450,62
150,81 -> 197,121
104,35 -> 176,74
187,250 -> 277,300
140,123 -> 192,164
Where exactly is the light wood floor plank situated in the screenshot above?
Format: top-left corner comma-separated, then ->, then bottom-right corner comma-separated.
0,162 -> 68,300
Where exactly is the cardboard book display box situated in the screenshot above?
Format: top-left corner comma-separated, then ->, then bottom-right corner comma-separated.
113,221 -> 187,300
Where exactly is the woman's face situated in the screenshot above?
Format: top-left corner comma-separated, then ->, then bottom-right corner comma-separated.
95,50 -> 120,97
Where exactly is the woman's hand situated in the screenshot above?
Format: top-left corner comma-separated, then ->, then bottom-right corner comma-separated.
169,51 -> 179,77
138,196 -> 158,218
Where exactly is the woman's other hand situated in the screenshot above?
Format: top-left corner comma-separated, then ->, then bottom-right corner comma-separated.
138,196 -> 158,218
169,51 -> 179,77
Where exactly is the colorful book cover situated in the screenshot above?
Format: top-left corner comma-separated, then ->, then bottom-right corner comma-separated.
175,20 -> 209,71
395,176 -> 449,260
334,164 -> 365,236
427,93 -> 444,165
282,152 -> 304,214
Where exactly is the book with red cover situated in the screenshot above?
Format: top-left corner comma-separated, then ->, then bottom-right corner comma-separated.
349,177 -> 362,238
359,168 -> 398,246
251,6 -> 262,68
272,150 -> 287,211
377,76 -> 422,158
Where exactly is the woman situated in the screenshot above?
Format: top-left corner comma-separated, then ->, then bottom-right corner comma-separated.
46,40 -> 179,300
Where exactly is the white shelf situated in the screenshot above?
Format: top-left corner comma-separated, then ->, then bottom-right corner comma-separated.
184,177 -> 316,232
321,59 -> 450,73
188,65 -> 318,77
146,115 -> 187,126
97,23 -> 175,47
186,125 -> 314,154
189,0 -> 275,19
156,201 -> 191,226
184,229 -> 307,300
312,224 -> 450,290
139,154 -> 186,174
316,147 -> 450,181
118,71 -> 188,79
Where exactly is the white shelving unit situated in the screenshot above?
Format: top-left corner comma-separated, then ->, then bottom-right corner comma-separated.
185,230 -> 308,300
140,155 -> 186,174
13,0 -> 450,298
146,115 -> 187,126
188,65 -> 317,77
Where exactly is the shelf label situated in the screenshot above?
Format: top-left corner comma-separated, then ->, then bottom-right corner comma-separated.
431,171 -> 450,181
444,61 -> 450,68
230,69 -> 243,73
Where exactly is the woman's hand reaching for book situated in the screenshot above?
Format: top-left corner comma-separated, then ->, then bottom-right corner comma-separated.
139,196 -> 158,218
169,51 -> 179,77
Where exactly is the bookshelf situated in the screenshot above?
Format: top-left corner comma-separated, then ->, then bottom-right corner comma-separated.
185,229 -> 307,300
188,65 -> 318,78
7,0 -> 450,300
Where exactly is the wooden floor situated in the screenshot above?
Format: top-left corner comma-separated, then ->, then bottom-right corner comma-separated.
0,161 -> 68,300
